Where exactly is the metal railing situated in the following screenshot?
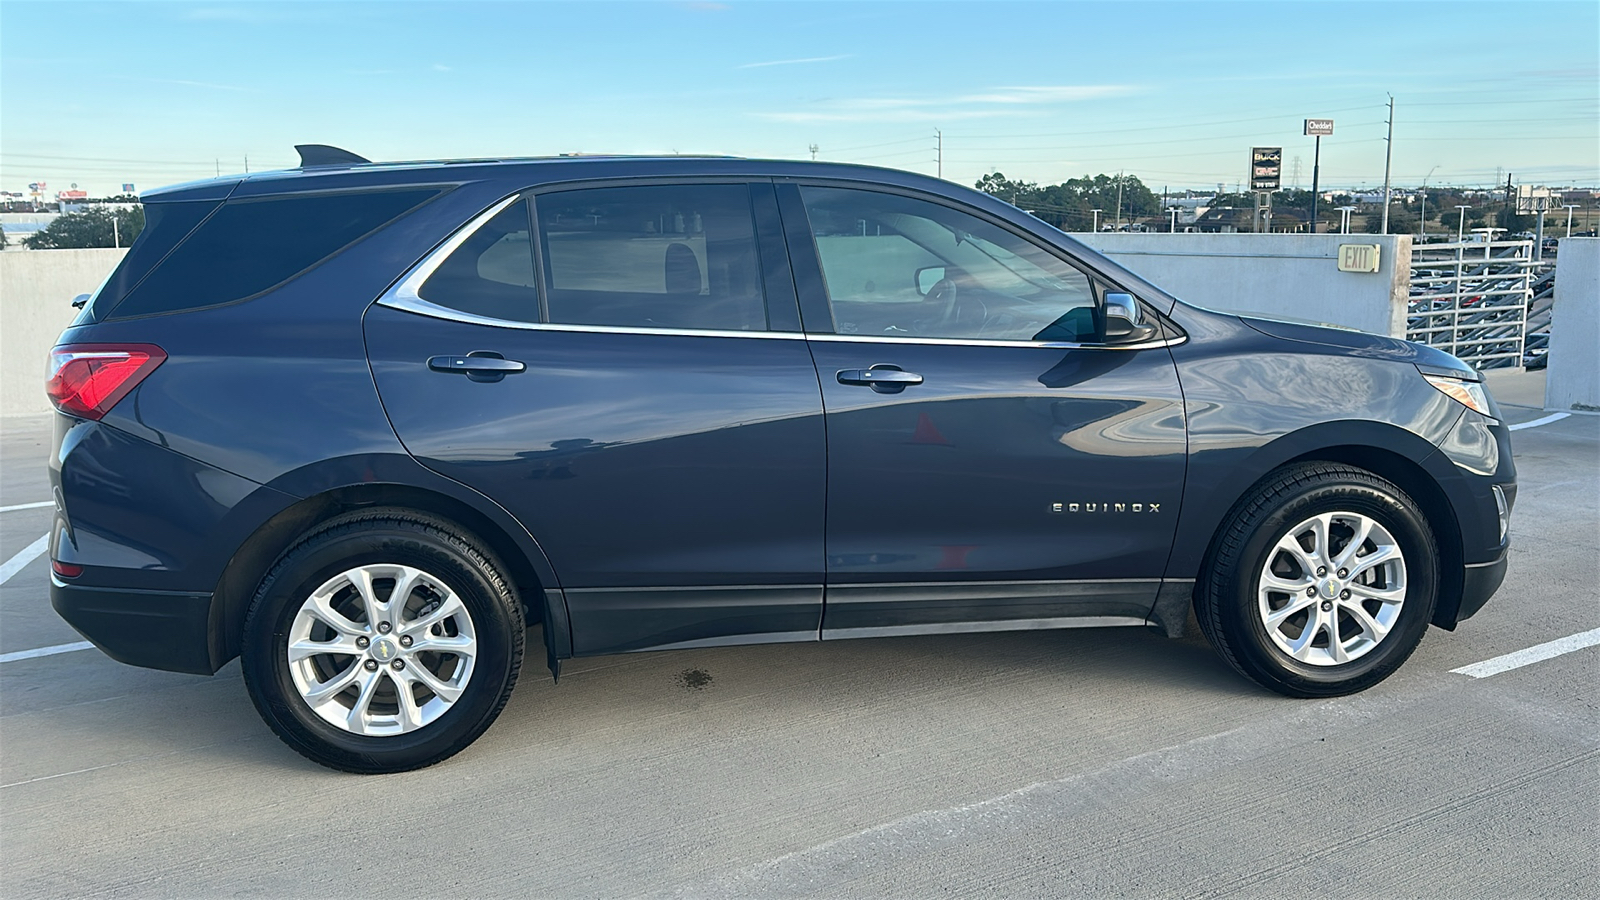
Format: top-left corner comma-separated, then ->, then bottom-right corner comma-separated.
1406,240 -> 1535,369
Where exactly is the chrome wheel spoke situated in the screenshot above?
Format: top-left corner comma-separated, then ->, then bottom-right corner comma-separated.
1349,582 -> 1405,604
288,634 -> 361,662
1334,516 -> 1375,569
346,668 -> 385,731
1273,533 -> 1319,578
349,567 -> 385,628
1261,573 -> 1314,594
409,633 -> 474,655
404,661 -> 465,704
1348,545 -> 1399,579
1265,595 -> 1317,628
399,594 -> 467,638
303,663 -> 363,707
1341,600 -> 1391,643
305,591 -> 366,637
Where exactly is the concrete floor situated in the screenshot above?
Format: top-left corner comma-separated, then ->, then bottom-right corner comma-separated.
0,392 -> 1595,899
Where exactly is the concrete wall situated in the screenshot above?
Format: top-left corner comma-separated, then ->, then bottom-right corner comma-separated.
1545,238 -> 1598,413
1073,233 -> 1413,337
1,249 -> 126,416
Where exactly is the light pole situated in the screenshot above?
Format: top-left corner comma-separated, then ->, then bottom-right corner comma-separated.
1091,208 -> 1102,232
1563,204 -> 1579,238
1337,205 -> 1356,234
1168,207 -> 1180,233
1455,205 -> 1471,243
1304,118 -> 1333,233
1418,166 -> 1439,238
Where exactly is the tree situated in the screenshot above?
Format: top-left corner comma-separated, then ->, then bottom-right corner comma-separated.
22,205 -> 144,249
976,172 -> 1161,230
1369,205 -> 1416,234
0,227 -> 8,250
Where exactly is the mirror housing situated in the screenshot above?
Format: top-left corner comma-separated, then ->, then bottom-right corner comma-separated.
914,266 -> 946,296
1103,292 -> 1157,343
71,294 -> 91,309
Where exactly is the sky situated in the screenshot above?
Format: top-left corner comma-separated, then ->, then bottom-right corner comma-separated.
2,0 -> 1596,198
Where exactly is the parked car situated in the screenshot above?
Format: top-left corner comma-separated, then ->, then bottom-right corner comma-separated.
48,147 -> 1516,773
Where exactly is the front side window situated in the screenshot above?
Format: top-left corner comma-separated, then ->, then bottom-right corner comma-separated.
800,186 -> 1099,342
537,184 -> 766,331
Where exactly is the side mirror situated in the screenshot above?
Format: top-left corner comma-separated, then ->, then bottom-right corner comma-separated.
1103,292 -> 1157,343
71,294 -> 91,309
914,266 -> 946,296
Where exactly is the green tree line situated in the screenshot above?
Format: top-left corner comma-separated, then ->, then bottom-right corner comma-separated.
22,205 -> 145,249
975,172 -> 1160,230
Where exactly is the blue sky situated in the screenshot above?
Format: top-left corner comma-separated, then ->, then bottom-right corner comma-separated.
2,0 -> 1595,197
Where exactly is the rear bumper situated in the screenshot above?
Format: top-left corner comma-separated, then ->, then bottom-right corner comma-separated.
1456,547 -> 1509,625
51,576 -> 218,675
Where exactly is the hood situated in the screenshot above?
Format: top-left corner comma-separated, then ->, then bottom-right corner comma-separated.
1239,314 -> 1478,379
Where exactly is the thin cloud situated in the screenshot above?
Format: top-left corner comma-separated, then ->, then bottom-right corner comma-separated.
757,85 -> 1136,123
432,64 -> 452,72
738,55 -> 850,70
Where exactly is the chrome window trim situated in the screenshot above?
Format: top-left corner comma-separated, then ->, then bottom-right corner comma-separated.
383,194 -> 523,309
804,333 -> 1186,351
379,294 -> 806,340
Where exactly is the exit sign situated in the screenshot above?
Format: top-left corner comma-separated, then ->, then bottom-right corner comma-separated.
1338,244 -> 1381,273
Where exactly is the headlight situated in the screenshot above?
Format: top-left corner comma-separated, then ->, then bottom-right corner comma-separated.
1424,374 -> 1494,418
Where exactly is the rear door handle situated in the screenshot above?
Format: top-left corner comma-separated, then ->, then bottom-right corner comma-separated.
836,364 -> 923,394
428,352 -> 525,383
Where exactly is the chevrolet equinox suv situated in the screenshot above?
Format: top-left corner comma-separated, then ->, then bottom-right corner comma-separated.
48,146 -> 1514,773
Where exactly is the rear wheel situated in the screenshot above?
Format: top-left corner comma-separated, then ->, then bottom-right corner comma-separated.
1196,463 -> 1438,697
242,510 -> 523,773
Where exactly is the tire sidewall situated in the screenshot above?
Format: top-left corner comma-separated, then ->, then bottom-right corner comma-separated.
1223,476 -> 1438,694
243,521 -> 519,771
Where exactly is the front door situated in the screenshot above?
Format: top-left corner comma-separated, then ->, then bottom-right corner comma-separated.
778,184 -> 1187,637
366,183 -> 825,655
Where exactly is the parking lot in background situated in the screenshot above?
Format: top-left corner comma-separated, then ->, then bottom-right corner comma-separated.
0,370 -> 1595,899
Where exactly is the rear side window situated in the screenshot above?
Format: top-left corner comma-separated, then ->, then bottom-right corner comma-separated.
107,188 -> 440,319
537,184 -> 766,331
81,200 -> 219,321
417,200 -> 538,323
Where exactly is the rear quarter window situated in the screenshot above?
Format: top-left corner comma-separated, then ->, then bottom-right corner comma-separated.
107,188 -> 441,319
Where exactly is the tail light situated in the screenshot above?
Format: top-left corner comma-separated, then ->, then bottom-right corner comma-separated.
46,343 -> 167,420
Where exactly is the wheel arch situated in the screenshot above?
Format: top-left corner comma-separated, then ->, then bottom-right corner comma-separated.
210,482 -> 570,673
1174,420 -> 1466,631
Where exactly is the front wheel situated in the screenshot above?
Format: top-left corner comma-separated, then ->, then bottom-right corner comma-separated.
241,510 -> 524,773
1196,463 -> 1439,698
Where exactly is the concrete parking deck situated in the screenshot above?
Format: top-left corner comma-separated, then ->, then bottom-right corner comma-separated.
1,380 -> 1594,898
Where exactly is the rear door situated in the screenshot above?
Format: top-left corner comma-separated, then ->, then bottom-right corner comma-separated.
776,183 -> 1188,637
365,182 -> 825,655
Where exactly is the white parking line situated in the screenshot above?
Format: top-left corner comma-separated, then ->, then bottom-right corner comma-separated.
0,501 -> 54,513
1508,412 -> 1571,431
0,534 -> 49,586
0,641 -> 93,664
1451,627 -> 1600,678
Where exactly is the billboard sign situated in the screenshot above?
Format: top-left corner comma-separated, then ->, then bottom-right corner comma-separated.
1304,119 -> 1334,136
122,183 -> 136,193
1250,147 -> 1282,191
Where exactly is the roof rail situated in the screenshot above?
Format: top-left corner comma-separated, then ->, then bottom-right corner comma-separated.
294,144 -> 371,168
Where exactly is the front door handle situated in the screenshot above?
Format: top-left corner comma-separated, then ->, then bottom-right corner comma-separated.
836,364 -> 923,394
428,352 -> 526,383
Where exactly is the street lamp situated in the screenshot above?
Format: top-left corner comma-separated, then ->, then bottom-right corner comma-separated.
1455,205 -> 1471,243
1337,205 -> 1357,234
1091,208 -> 1102,232
1563,204 -> 1580,238
1168,207 -> 1180,233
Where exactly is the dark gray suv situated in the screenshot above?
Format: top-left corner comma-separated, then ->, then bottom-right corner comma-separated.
47,146 -> 1514,772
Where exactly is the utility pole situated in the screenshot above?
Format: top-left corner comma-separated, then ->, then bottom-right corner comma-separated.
1456,205 -> 1471,242
215,159 -> 220,177
244,154 -> 249,174
1379,94 -> 1395,234
808,144 -> 818,160
1419,165 -> 1438,238
935,129 -> 942,179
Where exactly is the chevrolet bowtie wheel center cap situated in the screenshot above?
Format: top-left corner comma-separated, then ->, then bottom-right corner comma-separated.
370,638 -> 398,662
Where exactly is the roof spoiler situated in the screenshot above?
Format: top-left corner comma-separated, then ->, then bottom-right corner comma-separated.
294,144 -> 371,168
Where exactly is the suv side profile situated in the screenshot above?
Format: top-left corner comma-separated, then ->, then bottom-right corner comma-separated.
49,148 -> 1514,773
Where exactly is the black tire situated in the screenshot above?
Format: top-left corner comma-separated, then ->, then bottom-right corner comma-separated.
241,509 -> 524,773
1196,463 -> 1438,698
